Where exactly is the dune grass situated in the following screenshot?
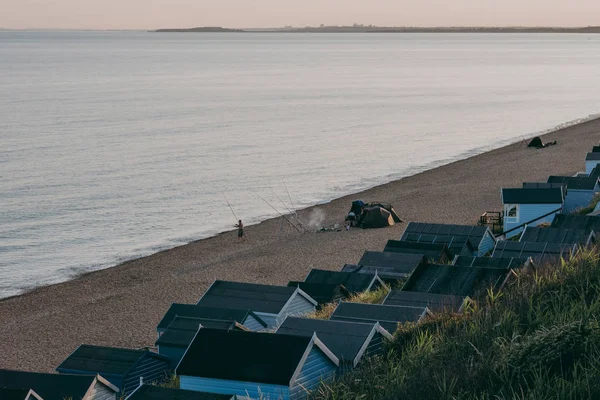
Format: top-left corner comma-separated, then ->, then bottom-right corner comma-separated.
313,248 -> 600,400
575,193 -> 600,215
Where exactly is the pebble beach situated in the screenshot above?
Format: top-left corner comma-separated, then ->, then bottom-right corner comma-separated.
1,117 -> 599,372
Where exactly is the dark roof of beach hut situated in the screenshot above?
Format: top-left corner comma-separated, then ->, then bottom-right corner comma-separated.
329,302 -> 430,332
276,317 -> 392,366
157,304 -> 266,332
286,281 -> 350,306
176,328 -> 338,385
452,256 -> 528,269
551,215 -> 600,232
125,385 -> 234,400
383,290 -> 468,313
0,369 -> 115,400
156,316 -> 245,348
401,263 -> 512,297
0,388 -> 43,400
492,241 -> 577,264
593,146 -> 600,153
547,176 -> 600,190
197,280 -> 316,314
522,182 -> 566,190
400,223 -> 490,255
519,226 -> 595,245
585,152 -> 600,161
383,240 -> 453,262
304,269 -> 382,293
351,251 -> 427,280
501,188 -> 564,204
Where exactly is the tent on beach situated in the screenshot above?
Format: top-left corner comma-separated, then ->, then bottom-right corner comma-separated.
359,206 -> 395,229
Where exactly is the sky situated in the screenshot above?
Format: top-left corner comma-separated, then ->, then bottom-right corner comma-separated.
1,0 -> 599,30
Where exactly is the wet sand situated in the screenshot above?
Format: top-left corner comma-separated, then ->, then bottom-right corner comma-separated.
1,118 -> 599,372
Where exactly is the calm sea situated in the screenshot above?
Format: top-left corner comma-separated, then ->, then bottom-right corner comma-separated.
1,31 -> 600,298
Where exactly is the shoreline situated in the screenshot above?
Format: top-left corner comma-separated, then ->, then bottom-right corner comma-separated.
1,116 -> 600,372
3,113 -> 598,302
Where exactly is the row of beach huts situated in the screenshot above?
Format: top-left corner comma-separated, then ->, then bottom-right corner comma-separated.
3,146 -> 600,400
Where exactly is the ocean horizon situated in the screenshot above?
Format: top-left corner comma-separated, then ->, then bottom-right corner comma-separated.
1,31 -> 600,299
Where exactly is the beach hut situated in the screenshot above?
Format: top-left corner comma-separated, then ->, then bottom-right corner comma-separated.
383,240 -> 453,263
501,188 -> 564,238
196,281 -> 317,329
303,269 -> 384,293
125,385 -> 235,400
452,255 -> 529,270
350,251 -> 428,281
176,329 -> 338,399
156,304 -> 267,336
551,214 -> 600,233
329,302 -> 431,333
492,241 -> 578,264
276,317 -> 392,371
585,152 -> 600,174
547,176 -> 600,213
56,345 -> 171,395
400,223 -> 496,256
0,389 -> 44,400
519,226 -> 595,246
156,316 -> 247,368
0,369 -> 118,400
383,290 -> 470,313
286,282 -> 350,307
401,263 -> 515,297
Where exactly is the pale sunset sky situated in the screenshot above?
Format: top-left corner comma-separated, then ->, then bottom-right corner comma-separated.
1,0 -> 598,30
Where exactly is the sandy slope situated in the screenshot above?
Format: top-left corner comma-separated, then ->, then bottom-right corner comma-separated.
1,118 -> 599,372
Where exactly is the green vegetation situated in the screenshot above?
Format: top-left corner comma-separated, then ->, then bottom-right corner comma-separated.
347,284 -> 390,305
313,248 -> 600,400
157,373 -> 180,388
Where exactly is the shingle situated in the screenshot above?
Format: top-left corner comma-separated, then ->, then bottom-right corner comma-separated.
520,227 -> 593,245
287,282 -> 349,306
502,188 -> 564,204
127,385 -> 233,400
0,370 -> 98,400
401,263 -> 511,296
197,281 -> 299,315
547,176 -> 600,190
383,240 -> 451,262
276,317 -> 379,363
383,290 -> 466,313
452,256 -> 528,269
157,304 -> 266,331
551,215 -> 600,232
176,329 -> 314,386
356,251 -> 426,278
330,302 -> 427,332
57,345 -> 145,375
304,269 -> 378,293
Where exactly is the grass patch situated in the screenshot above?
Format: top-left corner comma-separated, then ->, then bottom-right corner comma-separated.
313,247 -> 600,400
575,193 -> 600,215
347,284 -> 391,305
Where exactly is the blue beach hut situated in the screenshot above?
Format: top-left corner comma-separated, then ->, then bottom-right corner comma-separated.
501,187 -> 564,238
547,176 -> 600,213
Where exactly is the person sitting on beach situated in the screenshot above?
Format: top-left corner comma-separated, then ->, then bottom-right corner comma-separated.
235,219 -> 245,240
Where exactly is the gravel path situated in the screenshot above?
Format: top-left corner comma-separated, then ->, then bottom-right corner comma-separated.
1,118 -> 599,372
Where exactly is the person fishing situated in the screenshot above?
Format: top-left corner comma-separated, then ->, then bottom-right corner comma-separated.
235,219 -> 245,240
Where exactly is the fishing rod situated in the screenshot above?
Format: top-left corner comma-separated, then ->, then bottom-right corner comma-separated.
253,190 -> 302,233
283,182 -> 303,227
222,192 -> 239,224
274,192 -> 305,232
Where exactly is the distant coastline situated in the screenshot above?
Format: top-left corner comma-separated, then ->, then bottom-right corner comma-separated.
153,25 -> 600,33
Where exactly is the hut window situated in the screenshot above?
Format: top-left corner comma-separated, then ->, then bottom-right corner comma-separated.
504,204 -> 519,220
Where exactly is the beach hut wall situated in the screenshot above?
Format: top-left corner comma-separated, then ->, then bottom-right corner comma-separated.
501,188 -> 564,238
125,384 -> 235,400
329,302 -> 431,333
286,281 -> 350,307
0,369 -> 119,400
585,153 -> 600,174
156,304 -> 266,336
176,329 -> 338,399
547,176 -> 600,213
56,345 -> 171,396
354,251 -> 428,281
400,223 -> 496,257
492,241 -> 578,265
382,290 -> 470,313
382,240 -> 453,263
0,388 -> 45,400
400,263 -> 514,297
276,317 -> 392,371
196,281 -> 317,329
551,214 -> 600,233
518,226 -> 595,246
304,269 -> 384,293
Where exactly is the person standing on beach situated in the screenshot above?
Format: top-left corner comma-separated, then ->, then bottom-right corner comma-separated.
235,219 -> 245,241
